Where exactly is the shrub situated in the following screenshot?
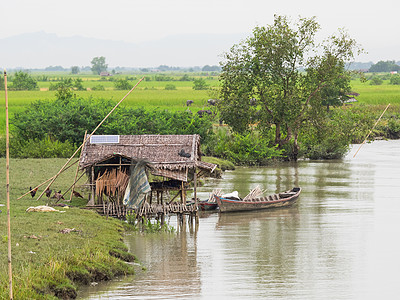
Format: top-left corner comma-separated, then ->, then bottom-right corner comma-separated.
49,78 -> 85,91
193,78 -> 208,90
369,76 -> 383,85
165,84 -> 176,90
91,84 -> 105,91
114,79 -> 133,90
389,74 -> 400,85
209,129 -> 283,165
10,71 -> 38,90
387,117 -> 400,138
299,106 -> 375,159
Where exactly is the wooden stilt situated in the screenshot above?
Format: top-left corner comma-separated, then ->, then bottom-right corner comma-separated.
88,166 -> 95,206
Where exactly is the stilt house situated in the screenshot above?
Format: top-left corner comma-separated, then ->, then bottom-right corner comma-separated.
79,134 -> 217,218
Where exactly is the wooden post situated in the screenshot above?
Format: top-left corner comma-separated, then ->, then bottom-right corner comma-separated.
36,77 -> 144,201
181,181 -> 186,204
4,69 -> 13,299
88,166 -> 95,206
69,131 -> 87,202
60,172 -> 86,201
194,168 -> 198,209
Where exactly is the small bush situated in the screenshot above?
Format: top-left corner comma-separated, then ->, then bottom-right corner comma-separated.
390,74 -> 400,85
165,84 -> 176,90
193,78 -> 208,90
114,79 -> 133,90
369,76 -> 383,85
91,84 -> 105,91
387,117 -> 400,138
209,129 -> 283,165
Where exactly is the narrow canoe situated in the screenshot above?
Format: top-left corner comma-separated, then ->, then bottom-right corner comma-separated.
215,187 -> 301,213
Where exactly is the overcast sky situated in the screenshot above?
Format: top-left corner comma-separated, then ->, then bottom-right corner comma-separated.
2,0 -> 399,66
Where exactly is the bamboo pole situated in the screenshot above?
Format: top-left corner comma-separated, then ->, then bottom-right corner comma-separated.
69,131 -> 87,202
60,172 -> 86,201
4,69 -> 13,299
17,159 -> 78,200
36,77 -> 144,201
353,103 -> 390,158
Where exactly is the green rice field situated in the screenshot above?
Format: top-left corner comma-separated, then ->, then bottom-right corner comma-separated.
0,75 -> 399,135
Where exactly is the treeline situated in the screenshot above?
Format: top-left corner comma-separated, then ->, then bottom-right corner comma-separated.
368,60 -> 400,73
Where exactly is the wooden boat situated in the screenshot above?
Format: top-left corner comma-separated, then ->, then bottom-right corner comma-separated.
198,200 -> 218,211
215,187 -> 301,213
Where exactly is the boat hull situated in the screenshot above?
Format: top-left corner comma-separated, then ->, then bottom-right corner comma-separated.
198,201 -> 218,211
216,187 -> 301,213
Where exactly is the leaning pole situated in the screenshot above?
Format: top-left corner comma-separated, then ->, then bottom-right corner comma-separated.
4,69 -> 13,299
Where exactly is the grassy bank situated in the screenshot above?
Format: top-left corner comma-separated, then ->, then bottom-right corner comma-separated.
0,158 -> 135,299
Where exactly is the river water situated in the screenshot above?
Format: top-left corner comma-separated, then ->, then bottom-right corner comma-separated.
80,140 -> 400,300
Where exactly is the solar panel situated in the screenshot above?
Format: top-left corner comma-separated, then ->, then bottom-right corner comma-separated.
90,135 -> 120,144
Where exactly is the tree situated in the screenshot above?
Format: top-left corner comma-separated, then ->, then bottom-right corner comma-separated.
71,66 -> 80,74
369,76 -> 383,85
218,15 -> 362,160
91,56 -> 108,75
193,78 -> 208,90
114,79 -> 133,90
10,71 -> 38,90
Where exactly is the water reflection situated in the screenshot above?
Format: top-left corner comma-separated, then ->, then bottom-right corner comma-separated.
80,140 -> 400,300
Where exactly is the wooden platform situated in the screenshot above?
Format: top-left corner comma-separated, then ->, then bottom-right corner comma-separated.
83,202 -> 196,219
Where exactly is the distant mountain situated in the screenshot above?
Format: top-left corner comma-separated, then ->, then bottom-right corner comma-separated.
0,31 -> 248,69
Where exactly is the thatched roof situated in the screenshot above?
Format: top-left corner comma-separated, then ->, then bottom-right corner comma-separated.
79,134 -> 216,181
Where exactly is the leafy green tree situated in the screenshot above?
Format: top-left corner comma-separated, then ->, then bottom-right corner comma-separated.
193,78 -> 208,90
114,79 -> 133,90
369,76 -> 383,85
320,73 -> 352,111
91,56 -> 108,75
71,66 -> 80,74
10,71 -> 38,90
218,15 -> 362,160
